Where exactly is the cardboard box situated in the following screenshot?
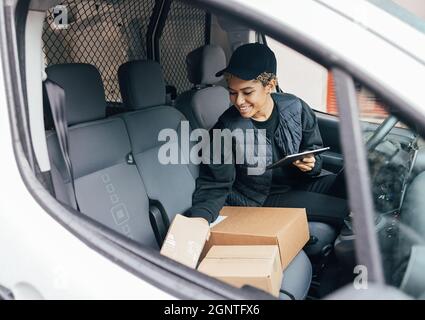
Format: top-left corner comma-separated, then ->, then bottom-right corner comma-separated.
205,206 -> 310,270
161,207 -> 309,272
160,214 -> 210,268
198,245 -> 283,297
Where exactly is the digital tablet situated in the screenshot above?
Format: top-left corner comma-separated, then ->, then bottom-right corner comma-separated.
266,147 -> 330,170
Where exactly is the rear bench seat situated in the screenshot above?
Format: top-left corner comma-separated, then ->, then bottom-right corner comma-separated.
117,60 -> 312,300
45,63 -> 158,249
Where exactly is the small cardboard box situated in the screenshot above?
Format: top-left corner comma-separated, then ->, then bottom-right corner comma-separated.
160,214 -> 210,268
198,245 -> 283,297
205,206 -> 310,270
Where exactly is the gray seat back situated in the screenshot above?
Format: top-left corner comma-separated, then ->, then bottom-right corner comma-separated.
176,45 -> 230,130
46,63 -> 158,248
118,60 -> 198,223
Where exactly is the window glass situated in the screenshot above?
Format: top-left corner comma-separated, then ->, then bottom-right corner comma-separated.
266,37 -> 390,122
327,73 -> 390,123
266,36 -> 328,113
357,82 -> 425,297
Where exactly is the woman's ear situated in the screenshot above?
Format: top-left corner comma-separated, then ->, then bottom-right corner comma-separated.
267,79 -> 277,94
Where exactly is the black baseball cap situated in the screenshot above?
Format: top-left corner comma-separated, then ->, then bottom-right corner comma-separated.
216,43 -> 277,80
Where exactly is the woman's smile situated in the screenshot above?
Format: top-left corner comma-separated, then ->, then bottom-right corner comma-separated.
238,105 -> 253,114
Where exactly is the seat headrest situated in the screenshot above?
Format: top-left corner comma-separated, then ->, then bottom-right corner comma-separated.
45,63 -> 106,126
186,45 -> 226,86
118,60 -> 166,110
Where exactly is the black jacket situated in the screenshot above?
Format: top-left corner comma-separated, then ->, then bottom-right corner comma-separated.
185,93 -> 324,223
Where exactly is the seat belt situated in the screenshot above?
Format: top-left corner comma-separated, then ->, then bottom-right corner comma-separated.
44,79 -> 80,211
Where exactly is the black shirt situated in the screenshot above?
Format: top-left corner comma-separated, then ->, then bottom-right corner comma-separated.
250,103 -> 279,136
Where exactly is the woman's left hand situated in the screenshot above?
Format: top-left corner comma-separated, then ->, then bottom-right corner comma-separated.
292,155 -> 315,172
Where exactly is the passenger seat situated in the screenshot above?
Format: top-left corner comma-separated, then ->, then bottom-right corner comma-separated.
45,63 -> 158,249
176,44 -> 230,130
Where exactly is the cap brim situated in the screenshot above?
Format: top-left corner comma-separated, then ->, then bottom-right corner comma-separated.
215,67 -> 259,80
215,68 -> 227,77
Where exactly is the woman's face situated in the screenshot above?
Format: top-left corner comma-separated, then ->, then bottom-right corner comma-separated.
227,75 -> 273,119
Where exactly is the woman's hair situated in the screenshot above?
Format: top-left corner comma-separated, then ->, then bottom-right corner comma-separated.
224,72 -> 277,87
255,72 -> 277,87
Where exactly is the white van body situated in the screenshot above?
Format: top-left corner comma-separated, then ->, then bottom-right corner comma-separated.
1,0 -> 424,299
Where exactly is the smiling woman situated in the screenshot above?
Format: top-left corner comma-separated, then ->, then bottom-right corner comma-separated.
184,43 -> 348,253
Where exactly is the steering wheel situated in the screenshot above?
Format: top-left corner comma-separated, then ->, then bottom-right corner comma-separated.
366,115 -> 399,151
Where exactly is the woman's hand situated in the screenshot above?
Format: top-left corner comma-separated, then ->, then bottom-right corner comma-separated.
292,155 -> 316,172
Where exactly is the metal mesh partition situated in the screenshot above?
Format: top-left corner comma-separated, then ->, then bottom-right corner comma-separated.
160,1 -> 207,94
43,0 -> 155,102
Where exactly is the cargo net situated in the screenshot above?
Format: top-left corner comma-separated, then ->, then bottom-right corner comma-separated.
160,1 -> 207,94
43,0 -> 155,103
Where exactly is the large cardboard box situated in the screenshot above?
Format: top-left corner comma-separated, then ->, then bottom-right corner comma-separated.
205,206 -> 310,270
160,214 -> 210,268
198,245 -> 283,297
161,207 -> 309,272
